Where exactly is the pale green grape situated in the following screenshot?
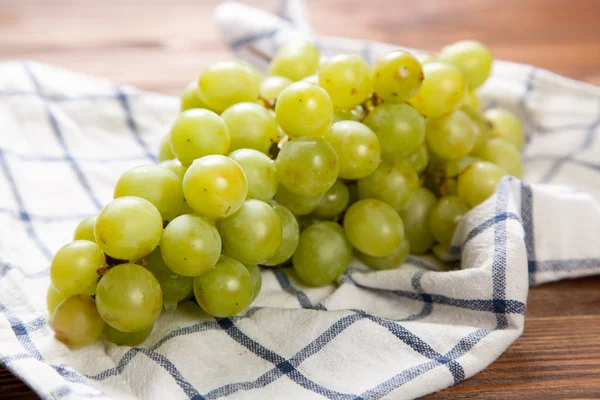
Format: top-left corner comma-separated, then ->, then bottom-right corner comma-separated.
405,146 -> 429,174
228,149 -> 278,201
221,102 -> 280,154
323,120 -> 381,179
51,295 -> 104,347
426,110 -> 476,160
458,161 -> 507,207
429,196 -> 470,246
268,41 -> 320,81
357,160 -> 419,212
259,76 -> 293,102
276,82 -> 334,138
73,215 -> 96,242
158,133 -> 175,162
245,264 -> 262,301
438,40 -> 493,90
180,80 -> 210,112
263,201 -> 300,266
356,239 -> 410,270
476,138 -> 523,178
146,247 -> 193,311
313,180 -> 350,218
446,156 -> 478,178
363,103 -> 425,162
46,286 -> 67,315
50,240 -> 105,297
104,323 -> 153,346
273,185 -> 323,216
193,255 -> 254,317
399,187 -> 437,254
95,197 -> 163,261
409,62 -> 467,118
199,61 -> 260,112
96,263 -> 162,332
182,155 -> 248,219
464,91 -> 481,111
484,108 -> 525,150
343,199 -> 404,257
461,105 -> 491,154
169,109 -> 230,166
318,54 -> 373,108
160,214 -> 221,276
333,106 -> 366,122
293,221 -> 352,287
372,50 -> 423,102
158,159 -> 187,179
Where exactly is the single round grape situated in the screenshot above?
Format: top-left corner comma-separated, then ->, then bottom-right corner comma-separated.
400,187 -> 437,254
333,106 -> 366,122
357,160 -> 420,212
461,105 -> 491,155
259,76 -> 293,102
199,61 -> 260,112
228,149 -> 278,201
313,180 -> 350,219
268,41 -> 320,81
372,50 -> 424,102
293,222 -> 352,287
51,295 -> 104,347
73,215 -> 96,242
276,82 -> 334,138
161,214 -> 221,277
477,138 -> 523,178
273,185 -> 323,216
94,197 -> 162,261
96,263 -> 162,332
46,286 -> 67,315
221,102 -> 280,155
104,323 -> 153,346
405,146 -> 429,175
363,103 -> 425,162
180,80 -> 210,112
343,199 -> 404,257
318,54 -> 373,108
484,108 -> 525,150
275,136 -> 339,196
429,196 -> 470,246
169,109 -> 230,166
193,255 -> 254,317
438,40 -> 493,90
263,201 -> 300,266
158,133 -> 175,162
458,161 -> 507,207
323,121 -> 381,179
183,155 -> 248,220
409,62 -> 467,118
158,159 -> 187,180
426,110 -> 476,160
356,238 -> 410,270
50,240 -> 105,297
464,91 -> 482,111
146,247 -> 193,311
245,264 -> 262,301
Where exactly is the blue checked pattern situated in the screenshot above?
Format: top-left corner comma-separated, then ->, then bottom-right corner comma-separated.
0,1 -> 599,399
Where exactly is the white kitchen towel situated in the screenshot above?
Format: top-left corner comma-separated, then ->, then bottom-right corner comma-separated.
1,1 -> 599,399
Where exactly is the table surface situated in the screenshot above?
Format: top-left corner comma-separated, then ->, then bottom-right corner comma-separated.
1,0 -> 600,398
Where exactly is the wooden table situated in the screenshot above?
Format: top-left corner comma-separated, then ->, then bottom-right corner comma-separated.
1,0 -> 599,398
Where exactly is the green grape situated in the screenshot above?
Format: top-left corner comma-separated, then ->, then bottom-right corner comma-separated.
343,199 -> 404,257
464,91 -> 481,111
405,146 -> 429,175
293,221 -> 352,287
83,279 -> 98,296
73,215 -> 96,242
104,323 -> 153,346
146,247 -> 193,311
96,263 -> 162,332
446,156 -> 477,178
428,196 -> 470,246
158,159 -> 187,180
182,155 -> 248,219
114,165 -> 185,222
458,161 -> 507,207
160,214 -> 221,276
158,133 -> 175,162
357,160 -> 419,212
333,106 -> 366,122
228,149 -> 278,201
95,197 -> 162,261
46,286 -> 67,315
313,180 -> 350,218
318,54 -> 373,108
417,53 -> 437,65
169,109 -> 230,166
50,240 -> 105,297
443,177 -> 458,196
263,201 -> 300,266
193,255 -> 254,317
461,105 -> 491,154
274,137 -> 339,196
198,61 -> 260,112
484,108 -> 525,150
221,102 -> 280,155
356,238 -> 410,270
217,199 -> 282,264
372,50 -> 424,102
399,187 -> 437,254
268,41 -> 320,81
259,76 -> 293,102
363,103 -> 425,162
408,62 -> 466,118
50,295 -> 104,347
237,60 -> 264,88
276,82 -> 334,138
273,185 -> 323,216
245,264 -> 262,301
180,80 -> 210,112
476,138 -> 523,178
438,40 -> 493,90
426,110 -> 476,160
323,120 -> 381,180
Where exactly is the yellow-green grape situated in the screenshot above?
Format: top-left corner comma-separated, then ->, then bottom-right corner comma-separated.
333,106 -> 366,122
245,264 -> 262,301
268,41 -> 320,81
318,54 -> 373,108
276,82 -> 334,138
343,199 -> 404,257
259,76 -> 293,103
438,40 -> 493,90
46,286 -> 67,315
114,165 -> 185,223
169,109 -> 230,167
198,61 -> 260,113
193,255 -> 254,317
217,200 -> 282,265
83,280 -> 97,296
273,185 -> 323,216
446,156 -> 478,178
158,133 -> 175,162
458,161 -> 507,207
357,160 -> 420,212
263,201 -> 300,266
363,103 -> 425,162
323,120 -> 381,180
428,196 -> 470,246
484,108 -> 525,150
182,155 -> 248,220
228,149 -> 277,201
400,187 -> 437,254
221,102 -> 280,155
313,180 -> 350,219
94,197 -> 162,261
444,178 -> 459,196
180,80 -> 210,112
372,50 -> 424,102
464,91 -> 482,111
405,146 -> 429,175
461,105 -> 491,154
477,138 -> 523,178
50,295 -> 104,347
417,53 -> 437,65
146,247 -> 193,312
426,110 -> 476,160
293,221 -> 352,287
275,136 -> 339,196
96,263 -> 162,332
160,214 -> 221,277
73,215 -> 96,242
237,60 -> 264,88
409,62 -> 467,118
356,239 -> 410,270
50,240 -> 105,297
104,323 -> 153,346
158,159 -> 187,180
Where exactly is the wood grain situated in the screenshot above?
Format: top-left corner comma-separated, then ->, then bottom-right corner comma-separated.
1,0 -> 600,398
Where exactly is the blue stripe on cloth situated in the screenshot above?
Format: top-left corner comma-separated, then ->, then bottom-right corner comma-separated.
403,271 -> 433,321
116,88 -> 156,162
272,269 -> 326,310
520,182 -> 536,285
491,179 -> 510,329
532,258 -> 600,273
448,212 -> 521,257
0,262 -> 48,280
